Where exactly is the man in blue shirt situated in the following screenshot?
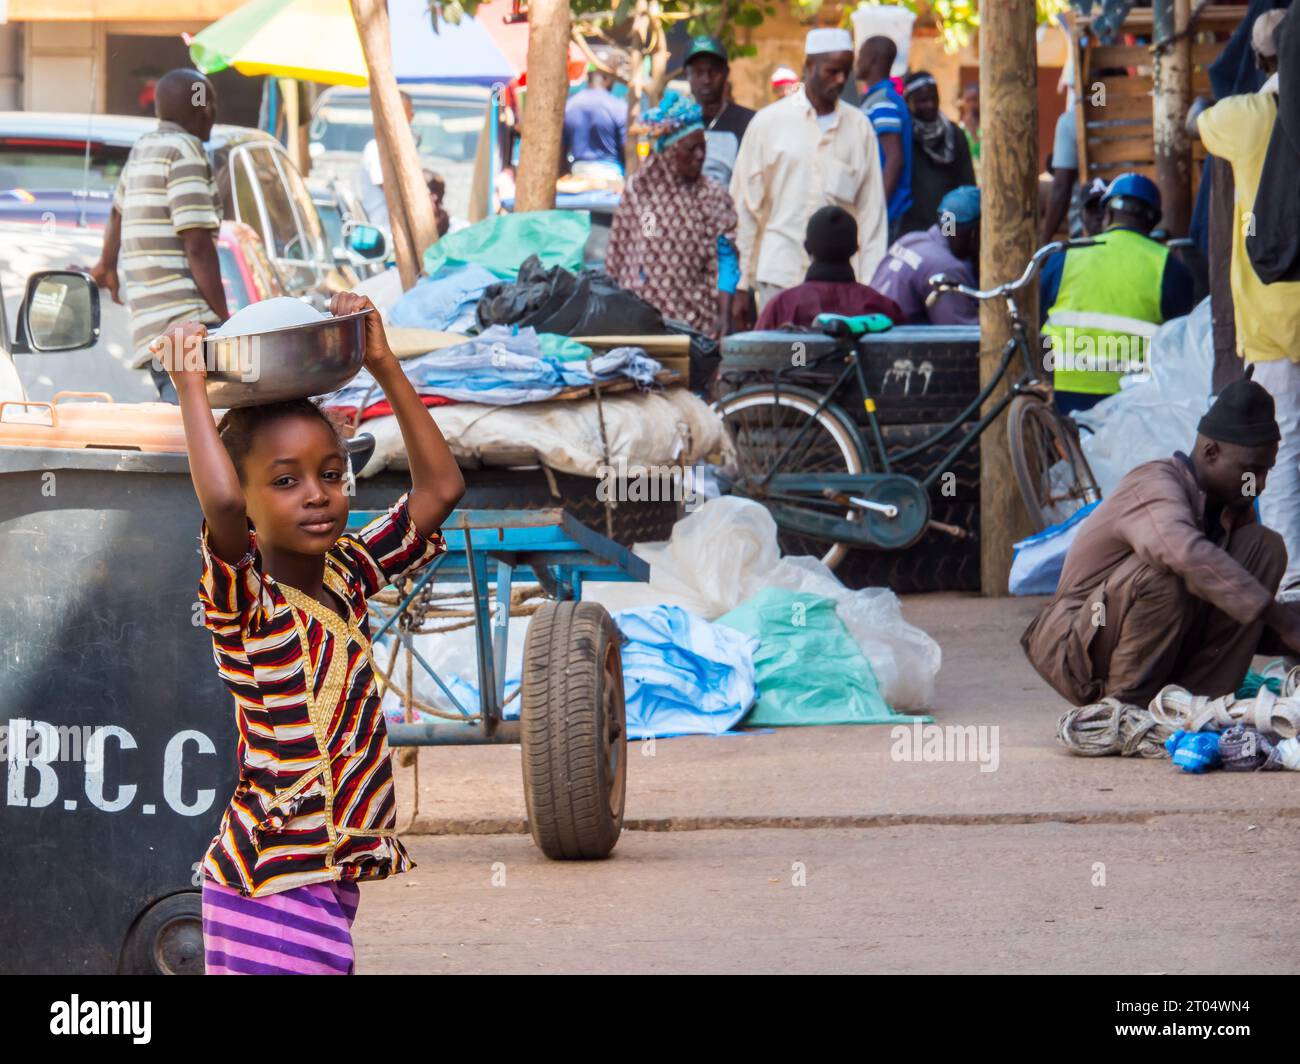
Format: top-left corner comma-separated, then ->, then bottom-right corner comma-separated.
563,60 -> 627,179
856,35 -> 912,240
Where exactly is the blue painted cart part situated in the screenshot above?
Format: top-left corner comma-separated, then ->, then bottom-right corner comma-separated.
349,506 -> 650,745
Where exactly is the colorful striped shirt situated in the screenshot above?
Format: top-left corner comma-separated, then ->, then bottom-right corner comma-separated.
111,120 -> 222,369
197,493 -> 446,898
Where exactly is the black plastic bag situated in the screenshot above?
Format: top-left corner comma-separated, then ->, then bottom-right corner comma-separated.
663,318 -> 720,395
476,255 -> 665,335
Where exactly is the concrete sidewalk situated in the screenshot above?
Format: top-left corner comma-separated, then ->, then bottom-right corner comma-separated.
392,593 -> 1300,833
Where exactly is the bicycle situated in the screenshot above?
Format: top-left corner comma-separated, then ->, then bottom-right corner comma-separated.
713,240 -> 1103,570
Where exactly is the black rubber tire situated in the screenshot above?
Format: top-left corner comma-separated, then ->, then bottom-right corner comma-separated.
718,326 -> 982,426
521,601 -> 627,860
719,329 -> 842,371
714,384 -> 865,570
120,892 -> 204,975
1008,394 -> 1100,533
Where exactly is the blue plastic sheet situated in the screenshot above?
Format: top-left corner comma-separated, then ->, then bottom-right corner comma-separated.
1009,501 -> 1100,596
613,605 -> 758,739
406,605 -> 758,740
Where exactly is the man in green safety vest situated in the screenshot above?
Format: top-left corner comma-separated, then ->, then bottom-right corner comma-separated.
1038,172 -> 1195,415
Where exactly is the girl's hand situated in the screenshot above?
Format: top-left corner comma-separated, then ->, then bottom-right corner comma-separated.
149,320 -> 210,389
331,292 -> 393,372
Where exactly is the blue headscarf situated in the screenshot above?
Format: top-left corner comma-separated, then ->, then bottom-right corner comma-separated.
938,185 -> 981,227
640,91 -> 704,153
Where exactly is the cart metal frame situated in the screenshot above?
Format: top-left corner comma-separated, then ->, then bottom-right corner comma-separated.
349,505 -> 646,747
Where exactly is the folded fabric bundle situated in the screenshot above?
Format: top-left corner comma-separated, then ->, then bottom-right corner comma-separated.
1219,723 -> 1274,771
389,264 -> 498,333
326,394 -> 457,426
323,326 -> 662,408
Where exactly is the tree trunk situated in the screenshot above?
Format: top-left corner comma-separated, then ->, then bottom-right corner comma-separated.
350,0 -> 437,290
1153,0 -> 1192,235
978,0 -> 1039,595
515,0 -> 571,212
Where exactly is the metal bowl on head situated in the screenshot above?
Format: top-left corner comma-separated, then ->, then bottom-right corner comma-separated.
203,307 -> 371,408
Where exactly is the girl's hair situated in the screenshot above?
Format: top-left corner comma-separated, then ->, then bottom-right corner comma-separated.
216,398 -> 347,482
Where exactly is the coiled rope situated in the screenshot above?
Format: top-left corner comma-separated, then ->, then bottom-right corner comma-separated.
1060,675 -> 1300,758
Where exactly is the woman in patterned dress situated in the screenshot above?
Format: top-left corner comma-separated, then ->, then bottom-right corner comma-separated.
605,92 -> 738,338
155,293 -> 465,974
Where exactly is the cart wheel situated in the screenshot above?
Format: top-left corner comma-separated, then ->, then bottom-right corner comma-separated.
521,600 -> 627,860
120,892 -> 204,975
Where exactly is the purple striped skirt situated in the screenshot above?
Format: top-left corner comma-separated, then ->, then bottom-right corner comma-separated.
202,878 -> 361,975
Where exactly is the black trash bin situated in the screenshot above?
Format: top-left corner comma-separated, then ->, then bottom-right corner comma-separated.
0,447 -> 234,974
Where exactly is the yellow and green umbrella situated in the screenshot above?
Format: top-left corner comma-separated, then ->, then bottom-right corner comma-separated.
188,0 -> 368,87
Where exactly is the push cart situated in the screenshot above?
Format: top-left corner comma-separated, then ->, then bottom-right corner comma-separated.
352,504 -> 643,860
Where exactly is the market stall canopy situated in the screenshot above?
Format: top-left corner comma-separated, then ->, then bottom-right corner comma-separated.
189,0 -> 566,87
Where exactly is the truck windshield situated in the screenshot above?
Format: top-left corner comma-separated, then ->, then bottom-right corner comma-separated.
0,139 -> 129,192
310,99 -> 484,164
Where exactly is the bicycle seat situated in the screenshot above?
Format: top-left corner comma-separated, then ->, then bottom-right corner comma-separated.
814,312 -> 894,338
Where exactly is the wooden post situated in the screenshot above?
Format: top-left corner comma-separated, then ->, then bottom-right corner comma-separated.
978,0 -> 1039,595
1153,0 -> 1192,234
514,0 -> 570,212
350,0 -> 438,290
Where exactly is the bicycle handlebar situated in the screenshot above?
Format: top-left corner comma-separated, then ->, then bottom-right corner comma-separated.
924,238 -> 1097,309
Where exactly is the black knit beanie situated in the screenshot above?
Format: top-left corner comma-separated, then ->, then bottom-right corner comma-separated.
1198,376 -> 1281,446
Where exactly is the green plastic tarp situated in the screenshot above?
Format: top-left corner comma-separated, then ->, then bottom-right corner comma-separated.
423,210 -> 592,280
718,587 -> 914,727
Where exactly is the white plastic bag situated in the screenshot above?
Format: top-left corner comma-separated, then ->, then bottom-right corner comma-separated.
637,497 -> 942,710
1074,298 -> 1215,497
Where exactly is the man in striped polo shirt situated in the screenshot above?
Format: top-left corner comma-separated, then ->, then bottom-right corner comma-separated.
90,68 -> 229,400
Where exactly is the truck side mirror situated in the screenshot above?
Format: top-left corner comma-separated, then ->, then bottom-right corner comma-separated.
17,270 -> 101,354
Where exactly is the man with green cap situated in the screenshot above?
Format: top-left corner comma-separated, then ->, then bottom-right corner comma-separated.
683,35 -> 754,190
1022,376 -> 1300,711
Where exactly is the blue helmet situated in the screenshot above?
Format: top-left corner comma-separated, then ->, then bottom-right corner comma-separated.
1102,172 -> 1162,225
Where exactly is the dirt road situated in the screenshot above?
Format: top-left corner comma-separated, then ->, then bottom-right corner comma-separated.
361,594 -> 1300,974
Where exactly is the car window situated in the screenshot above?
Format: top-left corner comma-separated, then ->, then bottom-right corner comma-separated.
241,231 -> 283,301
231,153 -> 263,235
0,140 -> 129,193
315,197 -> 343,252
246,147 -> 305,261
271,150 -> 329,264
218,243 -> 252,310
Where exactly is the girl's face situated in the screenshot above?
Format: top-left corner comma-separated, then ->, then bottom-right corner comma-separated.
241,415 -> 350,555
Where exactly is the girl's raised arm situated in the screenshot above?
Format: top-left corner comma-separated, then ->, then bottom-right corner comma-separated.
329,293 -> 464,536
154,320 -> 249,563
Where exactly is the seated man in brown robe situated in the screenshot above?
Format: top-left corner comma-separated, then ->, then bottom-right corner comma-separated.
1022,377 -> 1300,708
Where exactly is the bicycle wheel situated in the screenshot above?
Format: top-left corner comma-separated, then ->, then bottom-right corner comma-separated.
1008,394 -> 1101,532
715,387 -> 863,569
